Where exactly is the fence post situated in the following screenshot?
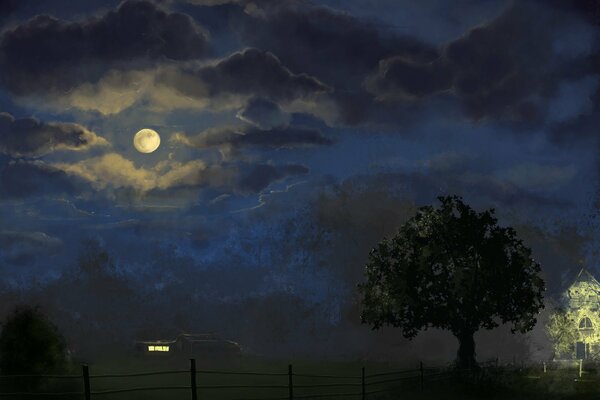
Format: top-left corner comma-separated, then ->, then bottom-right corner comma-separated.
361,367 -> 365,400
543,362 -> 546,373
190,358 -> 198,400
579,359 -> 583,378
288,364 -> 294,400
82,364 -> 91,400
419,361 -> 424,392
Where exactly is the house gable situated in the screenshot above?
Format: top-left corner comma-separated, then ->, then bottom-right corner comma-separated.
567,269 -> 600,310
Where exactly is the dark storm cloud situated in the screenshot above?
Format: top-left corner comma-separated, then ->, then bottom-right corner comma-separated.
0,0 -> 19,21
19,46 -> 332,115
545,0 -> 600,25
232,1 -> 439,88
444,4 -> 556,120
551,113 -> 600,143
172,125 -> 333,151
0,0 -> 209,95
155,48 -> 331,104
0,160 -> 83,199
365,57 -> 453,101
540,1 -> 600,132
0,230 -> 62,266
226,1 -> 593,126
368,4 -> 562,121
235,163 -> 308,193
0,112 -> 108,157
228,1 -> 442,125
236,97 -> 290,129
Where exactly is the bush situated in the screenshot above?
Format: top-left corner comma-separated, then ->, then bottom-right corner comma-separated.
0,305 -> 67,375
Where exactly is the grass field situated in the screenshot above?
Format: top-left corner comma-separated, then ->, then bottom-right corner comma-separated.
2,353 -> 600,399
83,353 -> 425,400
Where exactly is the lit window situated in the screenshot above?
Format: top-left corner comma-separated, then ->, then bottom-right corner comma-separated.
147,345 -> 170,352
579,317 -> 593,329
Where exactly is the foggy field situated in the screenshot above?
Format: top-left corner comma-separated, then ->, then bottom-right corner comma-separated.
6,354 -> 600,400
82,354 -> 423,400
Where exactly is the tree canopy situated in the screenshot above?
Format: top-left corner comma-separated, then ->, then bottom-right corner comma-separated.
359,195 -> 545,368
546,308 -> 577,359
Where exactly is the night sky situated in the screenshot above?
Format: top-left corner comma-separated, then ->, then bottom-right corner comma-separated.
0,0 -> 599,359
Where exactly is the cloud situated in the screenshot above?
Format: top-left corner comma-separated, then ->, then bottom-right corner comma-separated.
236,97 -> 290,129
0,0 -> 18,22
0,230 -> 62,265
443,4 -> 556,120
365,57 -> 453,101
171,125 -> 333,154
231,163 -> 308,194
53,153 -> 309,195
0,159 -> 84,199
497,163 -> 577,192
0,0 -> 209,96
0,112 -> 109,157
185,0 -> 247,5
342,151 -> 573,216
227,1 -> 442,126
545,0 -> 600,26
43,48 -> 331,115
233,1 -> 438,88
367,3 -> 585,121
153,48 -> 331,107
546,77 -> 598,123
58,70 -> 155,116
53,153 -> 206,192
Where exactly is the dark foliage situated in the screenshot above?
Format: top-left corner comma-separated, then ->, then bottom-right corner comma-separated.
0,305 -> 67,390
359,195 -> 545,368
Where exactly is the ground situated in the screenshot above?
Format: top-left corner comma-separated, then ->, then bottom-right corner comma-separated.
4,353 -> 600,399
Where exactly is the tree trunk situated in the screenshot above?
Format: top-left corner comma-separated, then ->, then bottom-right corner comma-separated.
456,331 -> 477,369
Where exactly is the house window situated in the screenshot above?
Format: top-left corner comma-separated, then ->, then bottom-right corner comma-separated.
579,317 -> 593,329
148,345 -> 170,352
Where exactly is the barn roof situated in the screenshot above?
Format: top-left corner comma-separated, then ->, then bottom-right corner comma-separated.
178,333 -> 218,342
135,332 -> 219,344
135,339 -> 177,345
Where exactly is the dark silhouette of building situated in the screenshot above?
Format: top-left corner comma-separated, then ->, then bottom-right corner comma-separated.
134,333 -> 242,356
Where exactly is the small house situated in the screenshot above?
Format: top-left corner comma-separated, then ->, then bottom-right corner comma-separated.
556,269 -> 600,360
135,333 -> 242,356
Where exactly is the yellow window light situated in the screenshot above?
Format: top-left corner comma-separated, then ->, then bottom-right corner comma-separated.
148,345 -> 170,352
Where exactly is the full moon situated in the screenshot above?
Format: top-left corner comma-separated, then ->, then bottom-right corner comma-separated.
133,128 -> 161,153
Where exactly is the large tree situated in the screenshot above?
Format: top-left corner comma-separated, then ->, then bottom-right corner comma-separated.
359,195 -> 545,368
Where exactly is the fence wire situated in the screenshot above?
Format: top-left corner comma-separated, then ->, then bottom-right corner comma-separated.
0,358 -> 512,399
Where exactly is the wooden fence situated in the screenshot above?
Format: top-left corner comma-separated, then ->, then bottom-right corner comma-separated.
0,359 -> 455,399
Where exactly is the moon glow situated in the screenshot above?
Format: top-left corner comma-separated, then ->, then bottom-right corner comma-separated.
133,129 -> 161,153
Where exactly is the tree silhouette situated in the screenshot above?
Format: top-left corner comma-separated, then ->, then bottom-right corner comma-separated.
77,238 -> 116,278
359,195 -> 545,368
0,305 -> 67,383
